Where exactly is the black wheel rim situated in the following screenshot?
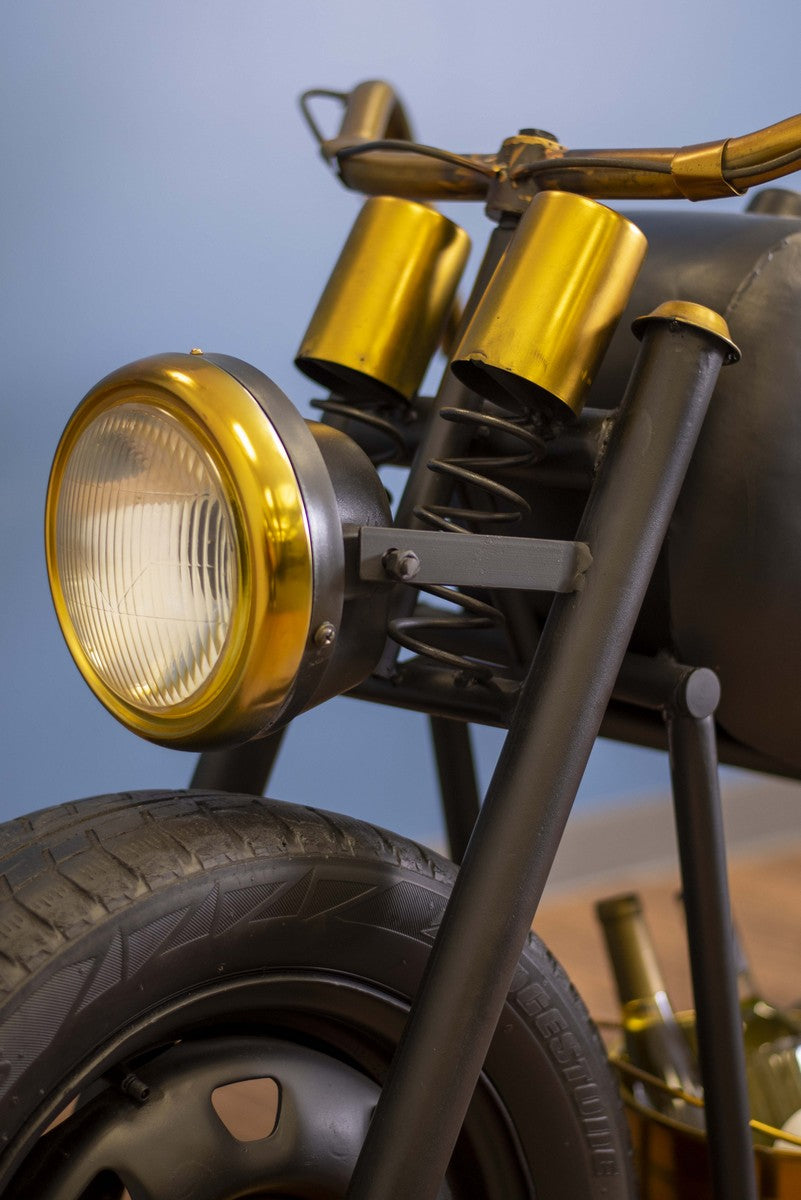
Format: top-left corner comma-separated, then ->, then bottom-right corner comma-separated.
5,972 -> 530,1199
18,1037 -> 379,1199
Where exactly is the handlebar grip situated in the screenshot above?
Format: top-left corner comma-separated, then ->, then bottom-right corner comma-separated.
325,80 -> 413,155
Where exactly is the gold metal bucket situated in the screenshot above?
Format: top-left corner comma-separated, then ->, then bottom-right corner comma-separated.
612,1055 -> 801,1199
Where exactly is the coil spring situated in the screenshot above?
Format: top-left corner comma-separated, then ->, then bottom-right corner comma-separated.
311,396 -> 413,465
389,404 -> 548,681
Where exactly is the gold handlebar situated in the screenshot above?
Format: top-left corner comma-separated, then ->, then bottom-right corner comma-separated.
301,80 -> 801,205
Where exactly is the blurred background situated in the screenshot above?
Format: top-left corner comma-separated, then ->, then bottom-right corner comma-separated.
3,0 -> 800,848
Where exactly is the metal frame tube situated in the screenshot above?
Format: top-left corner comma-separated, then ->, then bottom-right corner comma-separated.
346,313 -> 732,1200
352,655 -> 801,781
429,716 -> 480,864
599,652 -> 757,1200
190,729 -> 285,794
668,707 -> 758,1200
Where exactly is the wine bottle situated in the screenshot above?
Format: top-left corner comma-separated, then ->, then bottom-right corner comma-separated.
672,893 -> 801,1147
596,892 -> 705,1130
732,926 -> 801,1147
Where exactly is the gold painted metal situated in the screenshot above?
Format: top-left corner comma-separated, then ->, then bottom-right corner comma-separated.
632,301 -> 741,363
326,79 -> 801,203
671,139 -> 743,200
296,196 -> 470,403
322,79 -> 413,158
451,190 -> 647,421
612,1020 -> 801,1198
487,131 -> 565,218
46,353 -> 314,748
722,111 -> 801,189
334,151 -> 494,201
619,1078 -> 801,1200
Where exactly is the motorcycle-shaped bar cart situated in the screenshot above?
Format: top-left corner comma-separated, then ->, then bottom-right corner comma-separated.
4,80 -> 801,1199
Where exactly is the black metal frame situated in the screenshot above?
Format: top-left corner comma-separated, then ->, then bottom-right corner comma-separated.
192,302 -> 762,1199
341,296 -> 756,1200
190,184 -> 801,1200
420,663 -> 756,1200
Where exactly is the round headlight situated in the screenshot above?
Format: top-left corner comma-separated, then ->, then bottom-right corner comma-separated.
46,352 -> 388,748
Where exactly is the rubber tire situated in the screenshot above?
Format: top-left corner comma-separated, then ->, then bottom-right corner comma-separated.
0,791 -> 635,1197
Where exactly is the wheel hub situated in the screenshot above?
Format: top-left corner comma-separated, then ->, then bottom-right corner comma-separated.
16,1037 -> 380,1199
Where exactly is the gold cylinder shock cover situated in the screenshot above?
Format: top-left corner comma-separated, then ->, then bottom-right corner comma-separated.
451,191 -> 647,423
296,196 -> 470,403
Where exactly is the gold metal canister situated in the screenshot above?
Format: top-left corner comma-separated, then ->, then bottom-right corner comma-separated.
620,1075 -> 801,1200
296,196 -> 470,404
451,190 -> 647,422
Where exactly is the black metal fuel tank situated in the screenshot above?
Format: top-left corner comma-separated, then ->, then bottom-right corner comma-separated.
589,198 -> 801,771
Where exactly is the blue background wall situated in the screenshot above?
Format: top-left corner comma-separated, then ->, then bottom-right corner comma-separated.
3,0 -> 799,844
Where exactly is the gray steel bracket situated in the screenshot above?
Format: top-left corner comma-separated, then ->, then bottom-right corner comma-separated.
354,525 -> 592,592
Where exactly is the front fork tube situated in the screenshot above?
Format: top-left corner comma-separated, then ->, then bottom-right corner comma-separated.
346,311 -> 736,1200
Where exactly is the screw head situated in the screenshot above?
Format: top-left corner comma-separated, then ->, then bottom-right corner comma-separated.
313,621 -> 336,648
518,127 -> 558,141
382,549 -> 421,581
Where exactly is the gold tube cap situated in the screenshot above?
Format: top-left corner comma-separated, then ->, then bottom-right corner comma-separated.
452,191 -> 647,422
631,301 -> 740,363
297,196 -> 470,404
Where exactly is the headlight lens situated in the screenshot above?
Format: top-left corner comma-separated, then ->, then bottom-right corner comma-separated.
54,402 -> 237,710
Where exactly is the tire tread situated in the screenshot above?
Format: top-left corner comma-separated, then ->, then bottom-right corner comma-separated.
0,791 -> 453,998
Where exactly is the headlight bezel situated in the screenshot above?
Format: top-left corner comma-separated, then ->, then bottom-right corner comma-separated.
46,352 -> 348,748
